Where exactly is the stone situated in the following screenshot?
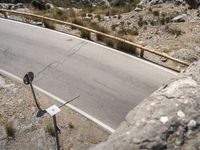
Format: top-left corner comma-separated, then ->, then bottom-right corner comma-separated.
187,120 -> 197,130
172,15 -> 185,22
160,116 -> 169,124
135,7 -> 143,12
0,76 -> 6,89
45,3 -> 54,9
92,60 -> 200,150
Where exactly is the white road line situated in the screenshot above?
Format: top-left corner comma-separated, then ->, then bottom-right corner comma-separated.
0,69 -> 115,133
0,18 -> 178,75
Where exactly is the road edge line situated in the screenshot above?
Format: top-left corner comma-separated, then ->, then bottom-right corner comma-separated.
0,68 -> 115,133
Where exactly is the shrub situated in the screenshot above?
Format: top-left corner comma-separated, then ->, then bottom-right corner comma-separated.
165,25 -> 183,36
104,38 -> 115,47
43,20 -> 55,30
115,40 -> 137,54
48,8 -> 68,21
31,0 -> 46,10
68,8 -> 76,18
153,10 -> 160,16
71,18 -> 84,26
68,122 -> 74,129
127,28 -> 139,36
5,122 -> 16,138
138,17 -> 144,27
45,124 -> 55,137
111,24 -> 118,31
118,28 -> 127,35
80,30 -> 91,40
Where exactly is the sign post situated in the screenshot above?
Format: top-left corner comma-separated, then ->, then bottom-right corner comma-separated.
46,105 -> 61,150
23,72 -> 46,117
23,72 -> 80,150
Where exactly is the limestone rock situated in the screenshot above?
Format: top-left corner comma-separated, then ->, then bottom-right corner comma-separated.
0,76 -> 6,89
0,126 -> 7,150
92,60 -> 200,150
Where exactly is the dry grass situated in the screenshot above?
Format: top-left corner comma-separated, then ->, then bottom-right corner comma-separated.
5,122 -> 16,138
43,20 -> 56,29
45,124 -> 55,137
80,29 -> 91,40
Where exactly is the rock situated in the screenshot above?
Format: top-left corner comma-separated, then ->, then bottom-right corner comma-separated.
31,129 -> 55,150
92,60 -> 200,150
172,15 -> 185,22
160,116 -> 169,124
0,76 -> 6,89
0,3 -> 25,10
187,120 -> 197,130
0,126 -> 7,150
45,3 -> 54,9
150,0 -> 164,5
135,7 -> 143,12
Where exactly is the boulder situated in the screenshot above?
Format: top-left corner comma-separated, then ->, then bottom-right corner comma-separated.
92,59 -> 200,150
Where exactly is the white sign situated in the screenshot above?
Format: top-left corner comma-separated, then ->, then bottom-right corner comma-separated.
46,105 -> 61,116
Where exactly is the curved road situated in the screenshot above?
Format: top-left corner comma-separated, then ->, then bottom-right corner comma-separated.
0,18 -> 175,130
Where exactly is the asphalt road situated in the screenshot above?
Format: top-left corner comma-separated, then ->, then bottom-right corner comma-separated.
0,18 -> 175,129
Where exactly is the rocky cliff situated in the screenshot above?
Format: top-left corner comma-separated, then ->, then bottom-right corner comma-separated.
92,60 -> 200,149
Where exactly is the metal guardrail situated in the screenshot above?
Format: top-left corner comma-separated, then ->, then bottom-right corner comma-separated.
0,9 -> 190,70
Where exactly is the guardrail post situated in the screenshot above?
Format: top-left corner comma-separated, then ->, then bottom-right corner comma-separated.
3,12 -> 8,19
140,49 -> 144,58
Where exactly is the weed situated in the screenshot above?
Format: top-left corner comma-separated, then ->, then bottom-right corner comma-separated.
138,16 -> 144,27
80,29 -> 91,40
68,122 -> 74,129
5,122 -> 16,138
165,25 -> 183,36
127,28 -> 139,36
153,10 -> 160,16
45,124 -> 55,137
43,20 -> 56,30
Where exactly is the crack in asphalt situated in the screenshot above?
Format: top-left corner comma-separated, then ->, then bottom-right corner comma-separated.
34,41 -> 87,82
94,79 -> 118,93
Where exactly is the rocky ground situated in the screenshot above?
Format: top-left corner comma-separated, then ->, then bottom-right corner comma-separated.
0,75 -> 109,150
85,1 -> 200,64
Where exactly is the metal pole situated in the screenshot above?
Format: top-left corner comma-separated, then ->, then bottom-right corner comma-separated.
28,78 -> 41,110
53,115 -> 60,150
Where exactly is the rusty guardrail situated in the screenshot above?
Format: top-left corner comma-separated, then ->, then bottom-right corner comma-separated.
0,9 -> 190,70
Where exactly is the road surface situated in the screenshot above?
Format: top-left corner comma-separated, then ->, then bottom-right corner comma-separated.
0,18 -> 175,130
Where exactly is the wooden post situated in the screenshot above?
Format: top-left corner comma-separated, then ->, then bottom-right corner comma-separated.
140,49 -> 144,58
